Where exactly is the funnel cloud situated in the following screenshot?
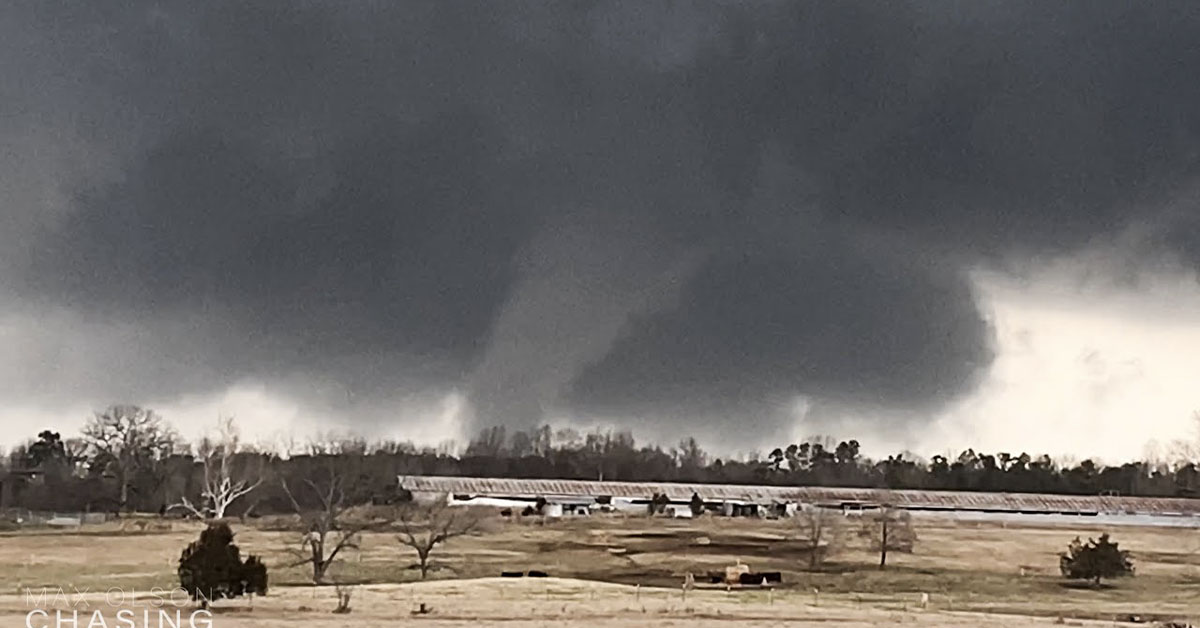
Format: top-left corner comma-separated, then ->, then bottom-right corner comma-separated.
3,1 -> 1200,455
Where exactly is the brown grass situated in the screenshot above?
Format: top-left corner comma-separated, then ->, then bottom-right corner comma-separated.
0,514 -> 1195,625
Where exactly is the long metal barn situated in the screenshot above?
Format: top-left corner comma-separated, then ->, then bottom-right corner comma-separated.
399,474 -> 1200,527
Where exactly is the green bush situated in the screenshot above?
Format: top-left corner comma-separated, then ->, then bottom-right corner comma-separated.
1059,533 -> 1133,586
178,522 -> 268,606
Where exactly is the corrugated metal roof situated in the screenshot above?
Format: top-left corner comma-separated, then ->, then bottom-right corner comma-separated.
398,474 -> 1200,517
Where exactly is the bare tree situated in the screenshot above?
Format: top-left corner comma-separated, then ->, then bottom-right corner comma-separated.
281,457 -> 375,584
304,434 -> 369,456
394,501 -> 482,579
858,507 -> 916,570
175,417 -> 265,519
1166,411 -> 1200,464
82,405 -> 179,511
63,438 -> 89,476
794,506 -> 843,570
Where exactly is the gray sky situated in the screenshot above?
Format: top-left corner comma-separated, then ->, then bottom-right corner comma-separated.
3,1 -> 1200,459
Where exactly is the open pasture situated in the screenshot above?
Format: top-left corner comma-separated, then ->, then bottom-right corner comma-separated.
0,514 -> 1196,626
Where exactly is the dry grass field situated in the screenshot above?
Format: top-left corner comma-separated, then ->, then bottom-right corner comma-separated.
0,513 -> 1196,626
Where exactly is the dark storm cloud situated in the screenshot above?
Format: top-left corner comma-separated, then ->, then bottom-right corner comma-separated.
39,111 -> 528,370
568,241 -> 991,412
7,1 -> 1200,439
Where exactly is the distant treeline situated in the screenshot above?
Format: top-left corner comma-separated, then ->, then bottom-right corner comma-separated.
2,406 -> 1198,515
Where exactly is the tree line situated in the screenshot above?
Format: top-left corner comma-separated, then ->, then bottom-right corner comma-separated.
2,405 -> 1199,515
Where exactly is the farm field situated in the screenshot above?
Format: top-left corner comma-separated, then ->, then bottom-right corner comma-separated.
0,514 -> 1197,626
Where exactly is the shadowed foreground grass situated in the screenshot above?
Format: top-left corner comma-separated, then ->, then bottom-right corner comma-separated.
0,514 -> 1196,624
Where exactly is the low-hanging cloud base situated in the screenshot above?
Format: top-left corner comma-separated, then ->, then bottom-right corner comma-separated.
2,2 -> 1199,460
